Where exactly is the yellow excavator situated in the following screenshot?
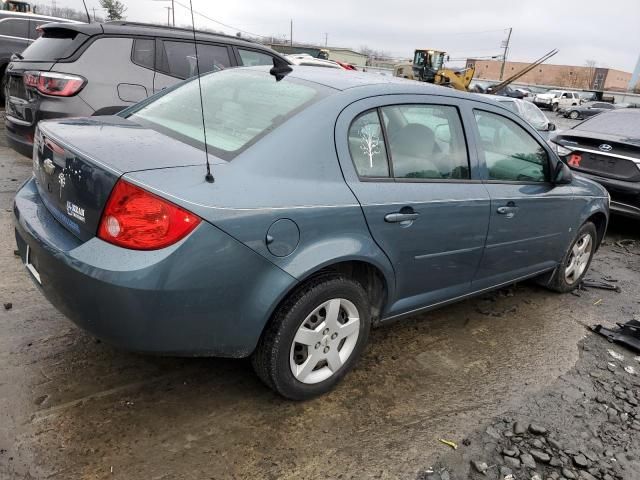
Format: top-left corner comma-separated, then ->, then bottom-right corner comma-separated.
411,48 -> 559,94
412,49 -> 475,91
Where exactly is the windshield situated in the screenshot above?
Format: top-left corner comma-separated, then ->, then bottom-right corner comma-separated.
575,111 -> 640,138
128,69 -> 327,160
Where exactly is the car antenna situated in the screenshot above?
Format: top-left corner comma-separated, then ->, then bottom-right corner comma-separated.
80,0 -> 91,23
188,0 -> 214,183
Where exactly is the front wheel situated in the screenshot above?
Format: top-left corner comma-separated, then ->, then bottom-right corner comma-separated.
569,110 -> 580,120
551,103 -> 559,112
547,222 -> 597,293
252,276 -> 371,400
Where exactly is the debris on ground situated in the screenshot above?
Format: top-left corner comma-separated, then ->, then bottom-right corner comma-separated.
580,279 -> 621,293
439,439 -> 458,450
592,320 -> 640,353
3,302 -> 12,310
415,333 -> 640,480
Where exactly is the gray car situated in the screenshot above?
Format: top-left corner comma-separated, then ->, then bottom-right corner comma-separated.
13,67 -> 609,399
5,21 -> 288,157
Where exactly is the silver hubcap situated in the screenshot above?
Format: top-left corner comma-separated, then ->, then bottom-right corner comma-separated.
290,298 -> 360,384
565,233 -> 592,284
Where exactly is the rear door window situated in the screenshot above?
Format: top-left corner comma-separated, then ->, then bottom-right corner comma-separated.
237,48 -> 274,67
159,40 -> 231,79
474,110 -> 549,182
0,18 -> 28,38
382,104 -> 469,179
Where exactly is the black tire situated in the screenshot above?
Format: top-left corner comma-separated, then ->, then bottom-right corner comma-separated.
0,67 -> 7,105
569,110 -> 580,120
546,222 -> 597,293
551,103 -> 559,112
252,275 -> 371,400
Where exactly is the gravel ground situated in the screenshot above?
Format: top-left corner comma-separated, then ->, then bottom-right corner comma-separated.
1,113 -> 639,479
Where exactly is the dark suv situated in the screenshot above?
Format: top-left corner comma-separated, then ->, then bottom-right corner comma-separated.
5,21 -> 289,157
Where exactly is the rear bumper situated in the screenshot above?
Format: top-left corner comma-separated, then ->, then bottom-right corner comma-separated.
5,94 -> 95,157
573,171 -> 640,219
13,177 -> 297,357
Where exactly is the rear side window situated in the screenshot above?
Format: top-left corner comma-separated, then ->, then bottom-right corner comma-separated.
128,70 -> 326,160
159,40 -> 231,79
21,28 -> 84,60
0,18 -> 28,38
238,49 -> 274,67
474,110 -> 549,182
348,110 -> 390,178
132,38 -> 154,69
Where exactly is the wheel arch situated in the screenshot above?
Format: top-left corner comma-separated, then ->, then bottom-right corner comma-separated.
585,210 -> 608,249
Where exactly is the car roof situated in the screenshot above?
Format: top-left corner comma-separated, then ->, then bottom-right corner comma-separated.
39,21 -> 276,51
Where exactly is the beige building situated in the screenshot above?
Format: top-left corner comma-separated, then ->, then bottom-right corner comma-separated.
325,48 -> 368,68
466,59 -> 632,91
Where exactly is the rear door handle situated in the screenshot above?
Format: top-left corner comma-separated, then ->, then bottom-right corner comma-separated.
497,201 -> 518,218
384,210 -> 420,224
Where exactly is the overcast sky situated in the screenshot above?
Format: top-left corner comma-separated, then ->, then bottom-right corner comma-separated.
63,0 -> 639,72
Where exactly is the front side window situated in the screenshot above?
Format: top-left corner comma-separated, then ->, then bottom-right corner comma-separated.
382,104 -> 469,179
348,110 -> 389,178
128,69 -> 325,160
238,49 -> 273,67
160,41 -> 231,79
474,110 -> 549,182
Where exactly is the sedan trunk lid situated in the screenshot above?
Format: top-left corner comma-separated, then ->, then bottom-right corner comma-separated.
34,116 -> 215,242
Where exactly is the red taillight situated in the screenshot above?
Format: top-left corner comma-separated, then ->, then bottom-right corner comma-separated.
97,180 -> 201,250
23,71 -> 86,97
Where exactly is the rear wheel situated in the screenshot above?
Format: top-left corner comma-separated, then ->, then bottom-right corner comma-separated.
252,276 -> 371,400
551,103 -> 559,112
547,222 -> 597,293
569,110 -> 580,120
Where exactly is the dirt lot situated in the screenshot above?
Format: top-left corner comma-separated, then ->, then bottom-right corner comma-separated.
1,114 -> 639,480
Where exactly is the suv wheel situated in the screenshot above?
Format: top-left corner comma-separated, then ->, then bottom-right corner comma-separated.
547,222 -> 597,293
252,276 -> 370,400
551,103 -> 559,112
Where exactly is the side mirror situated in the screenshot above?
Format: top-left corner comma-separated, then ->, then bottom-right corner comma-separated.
547,122 -> 557,131
553,161 -> 573,185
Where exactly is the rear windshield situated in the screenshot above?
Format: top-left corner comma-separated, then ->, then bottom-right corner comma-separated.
128,69 -> 328,160
575,111 -> 640,138
21,28 -> 84,61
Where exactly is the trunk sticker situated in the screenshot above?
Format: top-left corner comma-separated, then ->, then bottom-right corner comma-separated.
66,201 -> 86,223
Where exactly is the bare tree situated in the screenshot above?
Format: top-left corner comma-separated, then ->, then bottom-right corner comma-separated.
99,0 -> 126,21
584,60 -> 597,89
359,125 -> 381,168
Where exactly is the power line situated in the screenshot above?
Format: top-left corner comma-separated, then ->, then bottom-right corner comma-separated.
172,0 -> 271,38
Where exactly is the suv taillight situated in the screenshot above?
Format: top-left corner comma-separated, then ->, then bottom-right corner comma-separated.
97,180 -> 201,250
24,71 -> 86,97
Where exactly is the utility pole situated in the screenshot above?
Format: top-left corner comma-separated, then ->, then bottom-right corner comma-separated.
499,27 -> 512,81
164,6 -> 171,26
92,7 -> 96,21
171,0 -> 175,26
290,19 -> 293,47
324,33 -> 328,47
